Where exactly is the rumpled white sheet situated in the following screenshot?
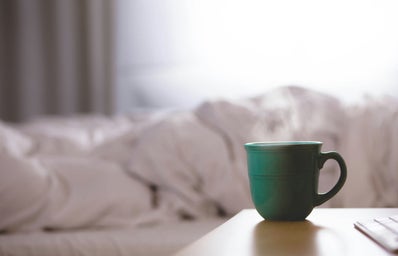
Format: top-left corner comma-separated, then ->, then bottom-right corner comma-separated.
127,86 -> 346,219
0,155 -> 152,232
0,86 -> 397,232
0,115 -> 156,232
337,96 -> 398,207
0,218 -> 226,256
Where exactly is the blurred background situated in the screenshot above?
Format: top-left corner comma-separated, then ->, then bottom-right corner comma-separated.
1,0 -> 398,122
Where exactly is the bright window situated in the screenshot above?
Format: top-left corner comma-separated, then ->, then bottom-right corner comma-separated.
116,0 -> 398,110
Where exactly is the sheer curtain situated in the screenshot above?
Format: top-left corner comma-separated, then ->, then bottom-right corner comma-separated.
0,0 -> 115,122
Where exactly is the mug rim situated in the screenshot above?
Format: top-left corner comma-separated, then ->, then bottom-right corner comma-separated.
245,141 -> 322,150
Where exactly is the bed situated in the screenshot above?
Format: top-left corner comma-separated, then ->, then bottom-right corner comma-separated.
1,86 -> 397,255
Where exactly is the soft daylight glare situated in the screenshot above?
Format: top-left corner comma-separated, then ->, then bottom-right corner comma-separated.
116,0 -> 398,110
186,0 -> 398,97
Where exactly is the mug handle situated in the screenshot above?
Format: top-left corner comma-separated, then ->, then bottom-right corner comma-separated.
314,151 -> 347,206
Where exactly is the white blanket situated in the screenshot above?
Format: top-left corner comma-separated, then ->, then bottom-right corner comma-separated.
0,86 -> 397,232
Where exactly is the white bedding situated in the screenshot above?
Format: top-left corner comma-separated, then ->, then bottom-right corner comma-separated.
0,218 -> 226,256
0,86 -> 397,255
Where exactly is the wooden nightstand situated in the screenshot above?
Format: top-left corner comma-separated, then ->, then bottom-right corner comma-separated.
175,208 -> 398,256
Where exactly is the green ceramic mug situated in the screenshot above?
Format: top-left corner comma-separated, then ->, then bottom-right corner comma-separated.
244,141 -> 347,221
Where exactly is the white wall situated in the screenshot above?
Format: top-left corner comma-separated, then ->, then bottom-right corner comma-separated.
116,0 -> 398,111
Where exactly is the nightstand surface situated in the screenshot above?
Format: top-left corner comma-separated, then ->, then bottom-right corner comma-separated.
175,208 -> 398,256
